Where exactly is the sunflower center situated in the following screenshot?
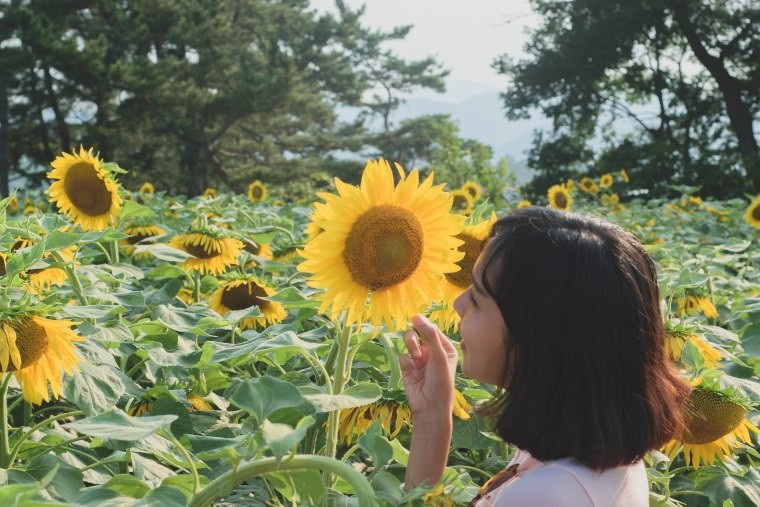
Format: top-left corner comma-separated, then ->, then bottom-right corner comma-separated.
244,241 -> 261,255
63,162 -> 113,216
343,205 -> 424,291
752,204 -> 760,221
681,389 -> 746,444
127,233 -> 157,245
6,317 -> 49,371
220,281 -> 269,311
445,233 -> 484,289
452,194 -> 469,210
554,192 -> 568,209
251,186 -> 263,199
183,241 -> 221,259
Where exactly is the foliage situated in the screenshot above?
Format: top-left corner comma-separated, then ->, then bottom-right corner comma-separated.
496,0 -> 760,199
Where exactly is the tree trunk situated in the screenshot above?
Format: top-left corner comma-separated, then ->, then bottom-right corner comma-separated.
0,78 -> 10,197
43,65 -> 71,152
673,5 -> 760,190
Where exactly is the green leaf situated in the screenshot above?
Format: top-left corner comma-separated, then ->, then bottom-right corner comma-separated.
268,470 -> 325,505
45,230 -> 83,251
451,415 -> 500,450
229,377 -> 304,422
63,305 -> 125,319
208,333 -> 268,363
304,383 -> 382,413
26,454 -> 83,503
134,244 -> 192,262
261,416 -> 315,461
102,475 -> 151,498
741,323 -> 760,357
695,467 -> 760,507
63,410 -> 177,440
63,363 -> 126,416
358,421 -> 393,471
268,287 -> 321,309
120,200 -> 156,221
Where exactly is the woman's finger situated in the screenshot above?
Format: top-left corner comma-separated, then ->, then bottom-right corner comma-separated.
402,327 -> 422,359
411,314 -> 448,365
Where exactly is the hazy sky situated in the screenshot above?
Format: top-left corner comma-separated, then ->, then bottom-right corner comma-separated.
311,0 -> 538,99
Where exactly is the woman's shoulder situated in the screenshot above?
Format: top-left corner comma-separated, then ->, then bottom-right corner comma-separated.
489,458 -> 648,507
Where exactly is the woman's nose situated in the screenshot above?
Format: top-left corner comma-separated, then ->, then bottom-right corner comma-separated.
453,289 -> 467,316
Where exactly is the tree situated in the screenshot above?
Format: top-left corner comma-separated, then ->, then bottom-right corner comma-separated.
0,0 -> 452,197
495,0 -> 760,198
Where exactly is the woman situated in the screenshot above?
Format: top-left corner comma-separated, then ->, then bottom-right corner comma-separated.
400,207 -> 688,506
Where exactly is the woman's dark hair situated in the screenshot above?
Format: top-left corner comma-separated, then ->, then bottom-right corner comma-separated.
479,207 -> 688,469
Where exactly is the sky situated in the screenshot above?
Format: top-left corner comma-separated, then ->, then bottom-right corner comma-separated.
310,0 -> 539,102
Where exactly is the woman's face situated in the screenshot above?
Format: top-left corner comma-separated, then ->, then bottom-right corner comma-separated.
453,263 -> 510,387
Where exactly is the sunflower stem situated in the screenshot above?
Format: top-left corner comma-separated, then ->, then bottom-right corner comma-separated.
187,455 -> 378,507
378,333 -> 403,391
0,373 -> 13,469
324,322 -> 352,486
51,251 -> 89,306
110,239 -> 120,265
193,269 -> 201,303
161,430 -> 202,495
7,410 -> 84,465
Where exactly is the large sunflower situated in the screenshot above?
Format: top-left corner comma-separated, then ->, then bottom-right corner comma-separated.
547,184 -> 572,211
208,275 -> 286,329
201,188 -> 217,199
168,230 -> 243,275
47,147 -> 122,231
665,330 -> 723,369
599,173 -> 614,188
744,195 -> 760,229
431,213 -> 497,331
248,180 -> 268,203
297,159 -> 465,330
460,181 -> 482,201
121,224 -> 167,257
0,315 -> 84,405
663,387 -> 759,469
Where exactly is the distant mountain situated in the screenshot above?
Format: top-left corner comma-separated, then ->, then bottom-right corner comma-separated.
393,91 -> 551,183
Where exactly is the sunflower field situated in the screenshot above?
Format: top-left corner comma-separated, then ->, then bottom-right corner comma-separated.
0,150 -> 758,507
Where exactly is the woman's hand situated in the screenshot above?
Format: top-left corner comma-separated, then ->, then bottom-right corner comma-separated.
400,314 -> 459,418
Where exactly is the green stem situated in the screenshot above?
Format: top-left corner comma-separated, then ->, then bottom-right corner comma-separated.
193,269 -> 201,303
325,324 -> 351,462
300,352 -> 332,393
126,356 -> 150,378
25,436 -> 88,462
0,374 -> 13,468
162,430 -> 201,494
92,242 -> 112,264
378,333 -> 402,391
187,455 -> 378,507
8,411 -> 84,464
455,465 -> 492,480
51,251 -> 89,306
110,239 -> 120,265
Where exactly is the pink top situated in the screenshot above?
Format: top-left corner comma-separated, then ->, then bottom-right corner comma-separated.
476,449 -> 649,507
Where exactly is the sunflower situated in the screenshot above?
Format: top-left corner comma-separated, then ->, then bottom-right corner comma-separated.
431,213 -> 497,331
619,168 -> 630,183
209,275 -> 287,330
579,177 -> 598,194
243,239 -> 274,260
665,331 -> 723,369
601,194 -> 611,206
201,188 -> 217,199
247,180 -> 268,203
11,239 -> 75,293
121,224 -> 166,253
47,147 -> 123,231
460,181 -> 482,201
304,202 -> 329,241
663,387 -> 759,469
565,179 -> 575,192
451,189 -> 474,215
610,193 -> 620,205
187,393 -> 213,411
338,390 -> 470,444
744,195 -> 760,229
516,200 -> 532,209
547,184 -> 572,210
127,399 -> 153,417
168,230 -> 243,275
675,294 -> 718,319
0,315 -> 84,405
138,182 -> 155,198
599,173 -> 614,188
297,159 -> 465,331
421,484 -> 455,507
0,253 -> 6,276
7,195 -> 19,213
176,288 -> 196,305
